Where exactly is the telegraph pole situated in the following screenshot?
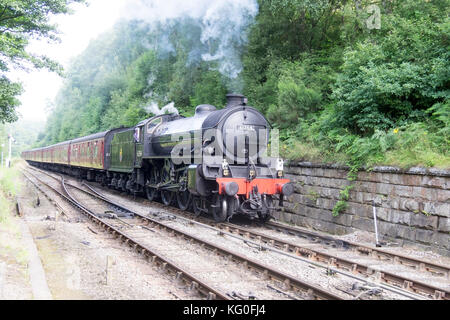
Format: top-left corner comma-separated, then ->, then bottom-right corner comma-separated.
7,128 -> 14,168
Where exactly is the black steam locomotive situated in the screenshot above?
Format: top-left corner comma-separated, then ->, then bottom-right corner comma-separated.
23,94 -> 294,222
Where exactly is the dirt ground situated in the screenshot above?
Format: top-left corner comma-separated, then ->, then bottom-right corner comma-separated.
2,170 -> 449,300
0,174 -> 197,300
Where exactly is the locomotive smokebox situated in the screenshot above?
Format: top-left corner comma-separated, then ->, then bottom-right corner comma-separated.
226,94 -> 248,108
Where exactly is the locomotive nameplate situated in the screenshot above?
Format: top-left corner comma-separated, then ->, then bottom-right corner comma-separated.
236,125 -> 256,131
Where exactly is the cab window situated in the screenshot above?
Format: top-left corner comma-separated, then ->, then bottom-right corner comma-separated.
134,128 -> 141,142
147,118 -> 162,133
134,127 -> 144,143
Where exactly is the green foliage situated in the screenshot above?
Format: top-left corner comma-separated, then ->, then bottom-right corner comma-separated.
0,77 -> 22,123
0,166 -> 20,196
36,19 -> 230,146
34,0 -> 449,171
0,0 -> 85,123
332,0 -> 450,134
266,61 -> 322,128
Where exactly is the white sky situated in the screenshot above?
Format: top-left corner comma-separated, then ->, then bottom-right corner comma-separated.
9,0 -> 127,122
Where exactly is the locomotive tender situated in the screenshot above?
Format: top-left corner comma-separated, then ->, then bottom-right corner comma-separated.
23,94 -> 294,222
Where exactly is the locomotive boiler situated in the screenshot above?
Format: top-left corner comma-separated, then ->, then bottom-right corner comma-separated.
23,94 -> 294,222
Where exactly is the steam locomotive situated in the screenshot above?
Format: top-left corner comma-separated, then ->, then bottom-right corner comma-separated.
22,94 -> 294,222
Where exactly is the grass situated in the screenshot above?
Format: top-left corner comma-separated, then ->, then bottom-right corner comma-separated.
281,123 -> 450,169
0,161 -> 28,266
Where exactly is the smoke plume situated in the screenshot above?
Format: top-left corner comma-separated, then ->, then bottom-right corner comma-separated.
122,0 -> 258,92
144,101 -> 179,116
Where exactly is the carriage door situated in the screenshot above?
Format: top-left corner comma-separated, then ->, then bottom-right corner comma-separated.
134,126 -> 144,167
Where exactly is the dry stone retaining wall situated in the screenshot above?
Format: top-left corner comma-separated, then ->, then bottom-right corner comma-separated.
275,162 -> 450,256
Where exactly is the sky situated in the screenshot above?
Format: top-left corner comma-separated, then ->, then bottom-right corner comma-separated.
10,0 -> 127,123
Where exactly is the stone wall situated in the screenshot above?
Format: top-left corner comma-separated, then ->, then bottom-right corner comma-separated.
274,162 -> 450,256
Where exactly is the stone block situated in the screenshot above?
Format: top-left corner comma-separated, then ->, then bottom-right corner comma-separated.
272,211 -> 281,220
389,198 -> 400,210
314,168 -> 324,177
396,225 -> 417,242
286,166 -> 303,175
316,198 -> 335,211
354,181 -> 377,194
311,220 -> 339,234
281,211 -> 293,224
374,207 -> 390,222
438,218 -> 450,233
421,176 -> 448,189
335,213 -> 353,227
431,232 -> 450,250
402,174 -> 422,186
415,229 -> 434,245
376,183 -> 394,196
318,187 -> 341,199
411,187 -> 438,201
305,207 -> 321,220
393,199 -> 419,212
357,171 -> 373,182
388,210 -> 411,226
377,221 -> 400,239
410,213 -> 438,230
437,190 -> 450,203
434,203 -> 450,218
393,185 -> 414,198
347,202 -> 373,218
383,173 -> 403,185
352,217 -> 374,232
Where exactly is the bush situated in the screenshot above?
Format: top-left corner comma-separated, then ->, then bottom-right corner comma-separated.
331,5 -> 449,135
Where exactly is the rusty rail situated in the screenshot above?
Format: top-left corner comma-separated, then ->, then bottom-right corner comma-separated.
22,169 -> 230,301
84,182 -> 448,300
28,165 -> 450,300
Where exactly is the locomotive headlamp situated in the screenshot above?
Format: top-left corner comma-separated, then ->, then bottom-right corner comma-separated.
276,158 -> 284,178
222,159 -> 230,176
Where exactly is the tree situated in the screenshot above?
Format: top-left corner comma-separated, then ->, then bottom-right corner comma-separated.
331,0 -> 450,134
0,0 -> 85,123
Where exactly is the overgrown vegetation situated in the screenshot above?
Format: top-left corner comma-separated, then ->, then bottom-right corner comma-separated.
246,0 -> 449,169
3,0 -> 447,169
0,165 -> 21,224
0,0 -> 85,124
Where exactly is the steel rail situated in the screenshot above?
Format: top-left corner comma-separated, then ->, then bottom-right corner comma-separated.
28,166 -> 449,300
27,166 -> 450,280
67,181 -> 345,299
265,220 -> 450,278
21,171 -> 68,218
27,168 -> 343,299
82,182 -> 448,300
22,169 -> 230,300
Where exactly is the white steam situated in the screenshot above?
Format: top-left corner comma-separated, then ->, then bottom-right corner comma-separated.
144,101 -> 179,116
200,0 -> 258,79
122,0 -> 258,86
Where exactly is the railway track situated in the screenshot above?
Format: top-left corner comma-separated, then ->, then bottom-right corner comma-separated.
22,169 -> 230,300
23,167 -> 346,300
63,172 -> 449,300
25,166 -> 450,300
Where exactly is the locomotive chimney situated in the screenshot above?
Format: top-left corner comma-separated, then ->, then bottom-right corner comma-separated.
226,94 -> 247,108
